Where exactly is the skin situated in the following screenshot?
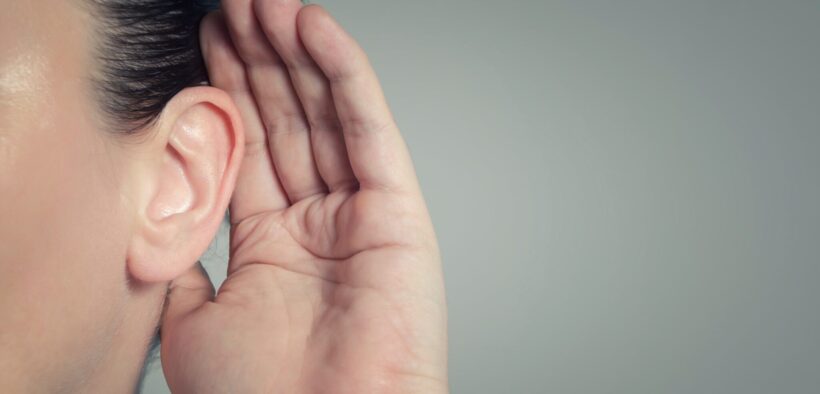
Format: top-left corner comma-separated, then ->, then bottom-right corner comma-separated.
160,2 -> 448,393
0,0 -> 245,391
0,0 -> 447,392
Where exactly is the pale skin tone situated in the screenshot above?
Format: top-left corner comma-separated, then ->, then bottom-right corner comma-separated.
160,2 -> 448,393
2,0 -> 248,391
0,0 -> 445,392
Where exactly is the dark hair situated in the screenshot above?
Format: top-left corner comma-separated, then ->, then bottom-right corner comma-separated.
87,0 -> 221,133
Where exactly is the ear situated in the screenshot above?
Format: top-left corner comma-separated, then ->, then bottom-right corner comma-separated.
126,86 -> 244,283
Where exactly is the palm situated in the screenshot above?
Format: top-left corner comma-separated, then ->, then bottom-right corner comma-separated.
159,2 -> 446,393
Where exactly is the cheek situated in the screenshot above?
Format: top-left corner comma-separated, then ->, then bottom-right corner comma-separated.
0,109 -> 132,378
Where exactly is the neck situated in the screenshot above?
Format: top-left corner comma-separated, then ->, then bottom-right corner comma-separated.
79,282 -> 168,393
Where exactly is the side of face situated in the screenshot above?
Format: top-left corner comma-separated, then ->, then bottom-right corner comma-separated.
0,0 -> 135,388
0,0 -> 244,390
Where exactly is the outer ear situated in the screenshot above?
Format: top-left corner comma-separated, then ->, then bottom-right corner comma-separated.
127,86 -> 244,283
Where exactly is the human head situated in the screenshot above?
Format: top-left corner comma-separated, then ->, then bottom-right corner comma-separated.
0,0 -> 242,391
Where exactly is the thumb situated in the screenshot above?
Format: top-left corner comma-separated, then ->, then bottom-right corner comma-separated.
160,261 -> 215,334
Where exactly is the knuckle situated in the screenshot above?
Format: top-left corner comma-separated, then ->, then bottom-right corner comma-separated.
341,115 -> 394,136
307,112 -> 342,131
264,113 -> 310,136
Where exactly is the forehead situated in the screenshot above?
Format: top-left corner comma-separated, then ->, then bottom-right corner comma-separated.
0,0 -> 90,92
0,0 -> 92,120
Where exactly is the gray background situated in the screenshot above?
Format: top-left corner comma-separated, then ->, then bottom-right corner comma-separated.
142,0 -> 820,392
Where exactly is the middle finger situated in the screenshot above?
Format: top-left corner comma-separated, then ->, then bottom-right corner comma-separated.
253,0 -> 357,192
222,0 -> 328,203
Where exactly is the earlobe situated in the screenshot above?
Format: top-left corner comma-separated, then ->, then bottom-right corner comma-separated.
127,87 -> 244,283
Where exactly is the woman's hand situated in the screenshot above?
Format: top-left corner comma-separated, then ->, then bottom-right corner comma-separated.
158,1 -> 447,393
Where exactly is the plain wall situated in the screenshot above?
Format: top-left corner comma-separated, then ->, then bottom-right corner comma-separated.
142,0 -> 820,392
